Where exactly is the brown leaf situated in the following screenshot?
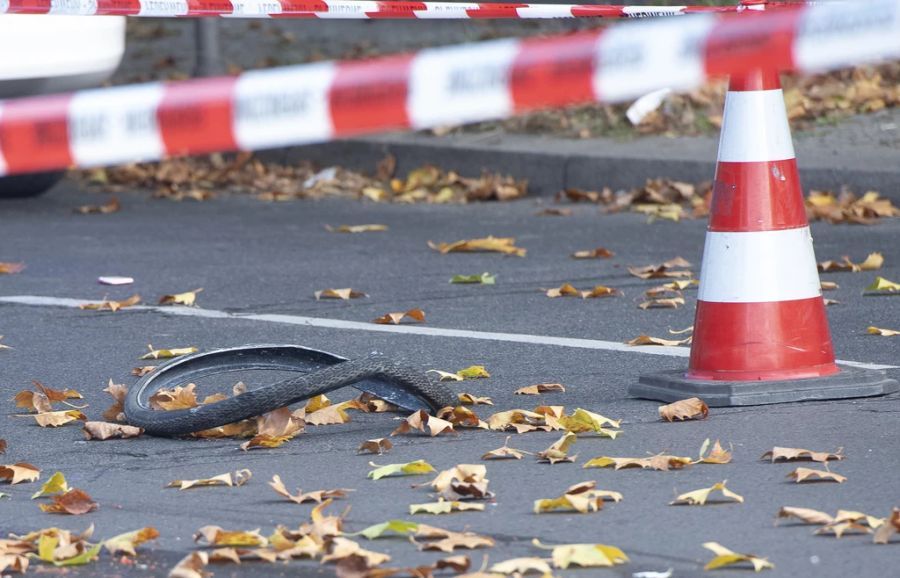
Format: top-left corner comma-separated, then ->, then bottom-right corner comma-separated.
102,379 -> 129,422
269,474 -> 352,504
373,309 -> 426,325
818,252 -> 884,272
436,406 -> 488,429
83,421 -> 143,440
14,390 -> 52,413
358,438 -> 393,455
873,508 -> 900,544
0,462 -> 40,484
0,439 -> 5,454
659,397 -> 709,421
39,488 -> 98,515
428,236 -> 526,257
536,207 -> 572,217
131,366 -> 156,376
761,447 -> 844,463
392,410 -> 456,437
78,294 -> 141,312
0,262 -> 25,274
457,393 -> 493,406
787,467 -> 847,483
150,383 -> 199,410
627,335 -> 691,346
75,196 -> 120,214
159,288 -> 203,306
515,383 -> 566,395
628,258 -> 693,279
241,407 -> 305,449
315,288 -> 368,300
32,380 -> 84,403
33,410 -> 88,427
571,247 -> 614,259
696,439 -> 732,464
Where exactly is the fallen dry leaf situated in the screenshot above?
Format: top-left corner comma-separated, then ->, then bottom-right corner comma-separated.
75,196 -> 120,214
817,252 -> 883,272
429,370 -> 464,382
131,366 -> 156,376
536,207 -> 572,216
537,432 -> 578,464
321,537 -> 390,566
671,480 -> 744,506
873,508 -> 900,544
557,408 -> 620,437
83,422 -> 143,440
482,436 -> 528,460
571,247 -> 614,259
820,281 -> 840,290
0,463 -> 40,484
305,400 -> 365,426
0,336 -> 11,350
583,454 -> 693,471
436,406 -> 488,430
659,397 -> 709,422
487,408 -> 558,433
761,447 -> 843,463
628,258 -> 693,280
194,526 -> 268,548
627,334 -> 691,346
696,439 -> 733,464
806,189 -> 900,225
358,438 -> 393,455
368,460 -> 435,481
544,283 -> 620,299
240,407 -> 305,449
776,506 -> 835,525
703,542 -> 773,572
456,365 -> 490,379
39,488 -> 98,515
534,481 -> 622,514
490,557 -> 552,575
532,538 -> 628,569
458,393 -> 493,405
326,224 -> 388,233
33,410 -> 88,428
515,383 -> 565,395
141,344 -> 198,360
150,383 -> 199,410
0,439 -> 5,454
865,276 -> 900,293
269,474 -> 352,504
315,288 -> 368,300
78,294 -> 141,312
421,464 -> 490,501
815,519 -> 872,538
31,471 -> 70,499
169,551 -> 209,578
167,469 -> 251,490
102,380 -> 128,422
639,296 -> 686,309
409,500 -> 485,515
868,326 -> 900,336
428,236 -> 526,257
0,262 -> 25,274
159,288 -> 202,306
787,467 -> 847,483
416,531 -> 495,553
103,527 -> 160,556
373,309 -> 425,325
450,272 -> 496,284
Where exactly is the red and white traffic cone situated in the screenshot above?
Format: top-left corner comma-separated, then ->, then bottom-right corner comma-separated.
631,69 -> 898,406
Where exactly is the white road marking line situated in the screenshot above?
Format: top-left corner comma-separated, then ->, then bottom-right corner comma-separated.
2,295 -> 896,370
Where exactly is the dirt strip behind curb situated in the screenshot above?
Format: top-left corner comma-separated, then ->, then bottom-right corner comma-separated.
266,130 -> 900,198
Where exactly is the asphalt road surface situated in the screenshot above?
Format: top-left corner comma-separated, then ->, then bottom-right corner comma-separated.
1,181 -> 898,577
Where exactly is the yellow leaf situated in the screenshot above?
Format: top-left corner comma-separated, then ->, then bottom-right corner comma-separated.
537,432 -> 578,464
314,288 -> 368,300
428,236 -> 526,257
456,365 -> 490,379
658,397 -> 709,421
0,462 -> 41,484
159,288 -> 203,306
167,469 -> 251,490
865,276 -> 900,293
583,454 -> 692,471
532,539 -> 628,569
450,272 -> 496,284
703,542 -> 773,572
868,326 -> 900,336
787,467 -> 847,483
140,344 -> 198,360
78,294 -> 141,313
558,408 -> 621,436
347,520 -> 419,540
368,460 -> 435,480
409,500 -> 485,515
534,481 -> 621,513
373,308 -> 426,325
34,410 -> 88,428
818,252 -> 883,272
761,447 -> 843,462
31,471 -> 70,499
325,224 -> 388,233
671,480 -> 744,505
515,383 -> 565,395
103,527 -> 160,556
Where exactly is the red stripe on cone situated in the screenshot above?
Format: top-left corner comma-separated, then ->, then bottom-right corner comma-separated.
511,32 -> 597,112
0,94 -> 72,174
688,298 -> 838,381
329,55 -> 412,136
157,77 -> 238,156
709,160 -> 807,231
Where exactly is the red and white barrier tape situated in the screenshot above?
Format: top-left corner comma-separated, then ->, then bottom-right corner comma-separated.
0,0 -> 780,18
0,0 -> 897,177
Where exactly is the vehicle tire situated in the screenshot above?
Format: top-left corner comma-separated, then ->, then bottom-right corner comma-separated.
0,171 -> 64,199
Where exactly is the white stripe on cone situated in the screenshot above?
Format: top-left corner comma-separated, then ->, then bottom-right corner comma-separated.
697,227 -> 822,303
716,89 -> 795,163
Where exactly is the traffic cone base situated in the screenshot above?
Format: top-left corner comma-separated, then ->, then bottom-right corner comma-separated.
628,68 -> 899,406
633,365 -> 899,407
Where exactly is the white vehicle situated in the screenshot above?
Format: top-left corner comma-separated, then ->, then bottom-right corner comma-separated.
0,15 -> 126,198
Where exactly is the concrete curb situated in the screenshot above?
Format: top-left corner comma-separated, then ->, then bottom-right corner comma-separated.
265,129 -> 900,198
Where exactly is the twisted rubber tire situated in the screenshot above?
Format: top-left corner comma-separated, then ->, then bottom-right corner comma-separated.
125,347 -> 457,437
